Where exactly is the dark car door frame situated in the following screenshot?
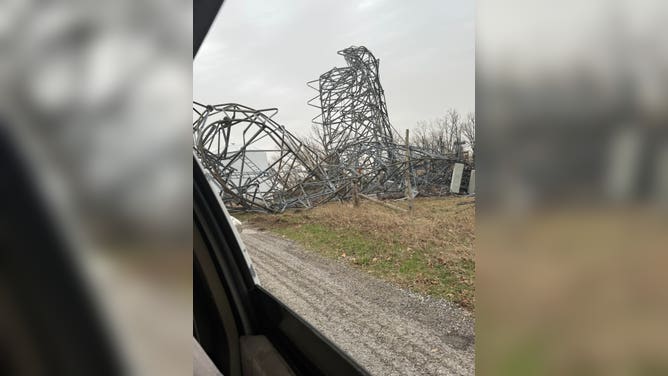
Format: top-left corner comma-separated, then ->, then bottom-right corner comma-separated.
194,155 -> 369,375
0,124 -> 123,376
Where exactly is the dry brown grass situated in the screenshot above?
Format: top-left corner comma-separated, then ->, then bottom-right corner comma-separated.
238,196 -> 475,309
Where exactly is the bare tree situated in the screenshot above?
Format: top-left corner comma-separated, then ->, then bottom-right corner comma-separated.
412,108 -> 468,158
447,108 -> 460,133
461,112 -> 475,159
446,109 -> 464,158
309,123 -> 327,150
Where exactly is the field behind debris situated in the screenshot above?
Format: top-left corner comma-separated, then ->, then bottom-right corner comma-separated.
237,196 -> 475,310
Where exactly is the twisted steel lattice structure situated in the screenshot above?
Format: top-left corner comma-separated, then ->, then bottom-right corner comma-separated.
308,46 -> 402,194
308,47 -> 396,154
193,102 -> 336,212
193,46 -> 468,212
307,46 -> 465,196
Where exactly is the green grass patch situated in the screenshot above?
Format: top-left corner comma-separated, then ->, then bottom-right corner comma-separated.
238,197 -> 475,310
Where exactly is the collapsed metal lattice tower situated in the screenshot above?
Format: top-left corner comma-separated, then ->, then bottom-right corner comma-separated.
193,102 -> 337,212
193,46 -> 469,212
308,46 -> 402,194
307,46 -> 467,196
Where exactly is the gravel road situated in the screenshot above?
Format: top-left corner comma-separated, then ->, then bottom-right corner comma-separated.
240,227 -> 475,376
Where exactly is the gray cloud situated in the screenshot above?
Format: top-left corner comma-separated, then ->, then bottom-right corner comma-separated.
194,0 -> 474,138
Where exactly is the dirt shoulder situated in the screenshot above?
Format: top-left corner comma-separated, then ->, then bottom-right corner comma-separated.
241,227 -> 474,376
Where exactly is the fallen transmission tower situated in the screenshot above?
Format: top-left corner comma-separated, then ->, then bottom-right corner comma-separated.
193,46 -> 470,213
193,102 -> 337,212
308,46 -> 465,197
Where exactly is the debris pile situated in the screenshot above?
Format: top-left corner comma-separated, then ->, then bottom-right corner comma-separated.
193,46 -> 471,212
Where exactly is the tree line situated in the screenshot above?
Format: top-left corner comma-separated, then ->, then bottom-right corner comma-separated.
411,109 -> 475,163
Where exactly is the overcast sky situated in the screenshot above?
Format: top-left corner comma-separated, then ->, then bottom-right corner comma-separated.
194,0 -> 474,138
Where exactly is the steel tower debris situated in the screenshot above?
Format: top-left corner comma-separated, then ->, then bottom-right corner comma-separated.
193,46 -> 470,212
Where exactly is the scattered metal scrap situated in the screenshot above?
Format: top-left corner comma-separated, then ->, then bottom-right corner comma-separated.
193,46 -> 470,212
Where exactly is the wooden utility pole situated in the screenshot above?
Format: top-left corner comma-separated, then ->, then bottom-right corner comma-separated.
352,179 -> 360,207
405,129 -> 413,211
352,167 -> 361,207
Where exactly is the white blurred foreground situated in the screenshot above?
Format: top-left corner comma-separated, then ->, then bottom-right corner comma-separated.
0,1 -> 192,375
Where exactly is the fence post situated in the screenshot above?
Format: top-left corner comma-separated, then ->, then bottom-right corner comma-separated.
352,167 -> 361,207
352,179 -> 360,207
405,129 -> 413,211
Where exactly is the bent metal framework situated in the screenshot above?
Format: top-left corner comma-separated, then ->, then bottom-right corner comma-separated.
193,46 -> 470,212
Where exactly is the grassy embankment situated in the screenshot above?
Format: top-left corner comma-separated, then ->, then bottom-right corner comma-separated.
237,196 -> 475,310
